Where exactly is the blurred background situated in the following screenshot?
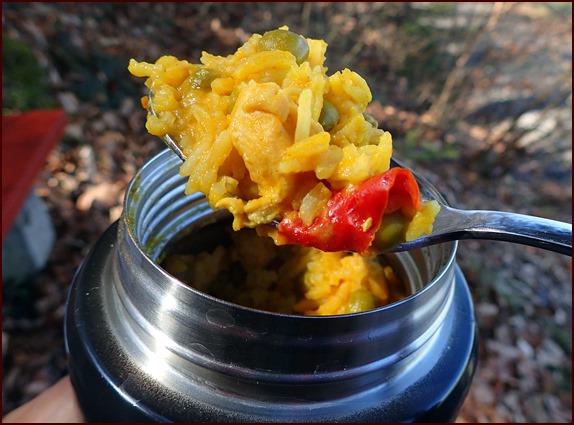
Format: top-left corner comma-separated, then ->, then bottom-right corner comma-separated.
2,2 -> 571,422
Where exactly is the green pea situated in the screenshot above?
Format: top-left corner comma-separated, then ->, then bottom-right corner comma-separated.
319,100 -> 339,132
258,29 -> 310,65
346,288 -> 376,313
373,212 -> 408,249
187,67 -> 220,91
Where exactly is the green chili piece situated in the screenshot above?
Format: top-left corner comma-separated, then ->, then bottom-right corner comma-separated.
363,113 -> 378,128
188,67 -> 220,91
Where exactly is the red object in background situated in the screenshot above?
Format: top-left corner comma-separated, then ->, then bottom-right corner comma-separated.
277,167 -> 421,254
2,109 -> 68,243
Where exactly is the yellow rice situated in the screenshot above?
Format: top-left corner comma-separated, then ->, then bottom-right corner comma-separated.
162,227 -> 407,316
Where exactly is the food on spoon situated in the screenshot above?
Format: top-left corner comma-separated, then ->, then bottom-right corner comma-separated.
128,26 -> 439,254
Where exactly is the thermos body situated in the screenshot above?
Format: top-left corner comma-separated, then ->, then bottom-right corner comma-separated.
65,149 -> 477,422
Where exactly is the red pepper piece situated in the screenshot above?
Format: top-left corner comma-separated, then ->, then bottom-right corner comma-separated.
277,167 -> 421,253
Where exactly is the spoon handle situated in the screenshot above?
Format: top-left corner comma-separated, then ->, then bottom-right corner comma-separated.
393,207 -> 572,256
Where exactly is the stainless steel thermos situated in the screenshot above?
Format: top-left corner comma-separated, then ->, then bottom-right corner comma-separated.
65,149 -> 477,422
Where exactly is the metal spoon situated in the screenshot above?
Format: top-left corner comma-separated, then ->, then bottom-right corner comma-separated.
387,158 -> 572,256
148,94 -> 187,162
147,94 -> 572,256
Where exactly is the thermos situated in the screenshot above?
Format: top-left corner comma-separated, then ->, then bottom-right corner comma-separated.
65,149 -> 477,422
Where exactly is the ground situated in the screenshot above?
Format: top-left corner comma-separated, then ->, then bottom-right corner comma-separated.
2,3 -> 572,422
